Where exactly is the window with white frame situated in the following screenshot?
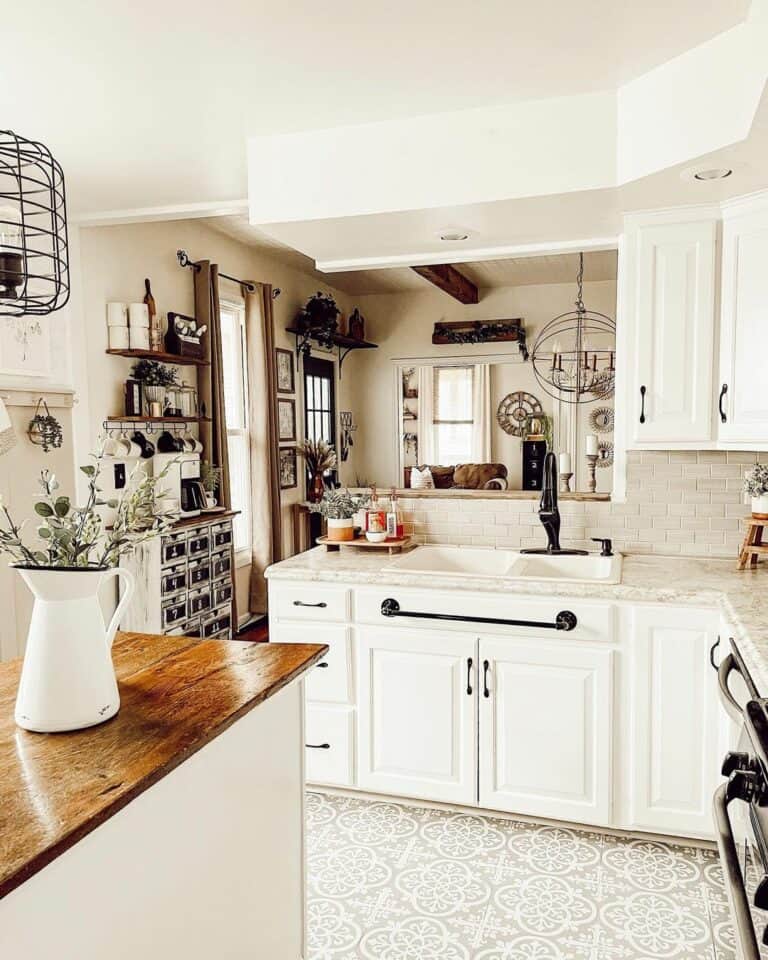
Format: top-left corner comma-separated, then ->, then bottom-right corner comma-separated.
219,299 -> 251,559
433,365 -> 474,464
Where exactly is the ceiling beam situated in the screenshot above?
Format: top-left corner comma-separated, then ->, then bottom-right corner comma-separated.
411,263 -> 479,304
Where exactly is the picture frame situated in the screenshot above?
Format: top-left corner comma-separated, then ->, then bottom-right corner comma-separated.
277,397 -> 297,441
275,348 -> 295,394
279,446 -> 298,489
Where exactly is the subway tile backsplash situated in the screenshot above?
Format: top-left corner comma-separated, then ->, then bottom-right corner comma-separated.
398,451 -> 767,559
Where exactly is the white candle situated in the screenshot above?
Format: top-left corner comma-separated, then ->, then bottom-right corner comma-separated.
559,452 -> 572,474
586,434 -> 598,457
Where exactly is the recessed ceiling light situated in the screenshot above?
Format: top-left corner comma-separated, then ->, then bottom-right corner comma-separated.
693,167 -> 733,181
439,231 -> 469,242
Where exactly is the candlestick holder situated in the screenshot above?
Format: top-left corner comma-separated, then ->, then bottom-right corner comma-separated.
559,472 -> 573,494
586,454 -> 598,493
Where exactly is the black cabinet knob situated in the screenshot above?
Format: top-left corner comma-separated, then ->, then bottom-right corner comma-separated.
756,876 -> 768,911
722,751 -> 752,777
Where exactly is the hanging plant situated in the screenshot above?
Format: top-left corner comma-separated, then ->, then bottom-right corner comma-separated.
27,399 -> 63,453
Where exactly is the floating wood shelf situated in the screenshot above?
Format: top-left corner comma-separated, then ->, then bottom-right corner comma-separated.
285,325 -> 377,374
106,348 -> 209,367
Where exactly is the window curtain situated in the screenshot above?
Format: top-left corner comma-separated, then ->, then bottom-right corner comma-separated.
471,362 -> 492,462
194,260 -> 231,509
245,284 -> 282,615
417,365 -> 435,465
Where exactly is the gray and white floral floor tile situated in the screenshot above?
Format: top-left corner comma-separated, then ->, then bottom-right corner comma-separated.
306,791 -> 737,960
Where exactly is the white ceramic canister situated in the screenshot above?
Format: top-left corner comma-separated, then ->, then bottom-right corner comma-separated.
327,518 -> 355,542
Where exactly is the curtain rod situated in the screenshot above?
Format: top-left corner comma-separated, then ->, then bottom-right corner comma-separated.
176,249 -> 281,298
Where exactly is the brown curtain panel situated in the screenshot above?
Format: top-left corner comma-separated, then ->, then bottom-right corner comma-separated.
194,260 -> 232,510
245,284 -> 282,614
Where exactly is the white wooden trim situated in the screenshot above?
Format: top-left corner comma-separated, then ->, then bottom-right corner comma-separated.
0,388 -> 76,408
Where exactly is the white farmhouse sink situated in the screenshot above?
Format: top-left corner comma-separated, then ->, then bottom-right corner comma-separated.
387,545 -> 622,584
508,553 -> 622,584
386,545 -> 518,577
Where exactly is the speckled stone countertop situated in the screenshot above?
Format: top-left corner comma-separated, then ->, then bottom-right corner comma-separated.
267,547 -> 768,694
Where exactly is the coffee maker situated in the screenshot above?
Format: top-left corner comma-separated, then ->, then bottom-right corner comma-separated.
153,452 -> 206,518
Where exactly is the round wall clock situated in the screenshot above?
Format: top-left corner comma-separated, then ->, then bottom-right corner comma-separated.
496,391 -> 543,437
590,406 -> 614,433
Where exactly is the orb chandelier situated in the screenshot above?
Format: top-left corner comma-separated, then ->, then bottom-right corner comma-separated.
530,252 -> 615,405
0,130 -> 70,317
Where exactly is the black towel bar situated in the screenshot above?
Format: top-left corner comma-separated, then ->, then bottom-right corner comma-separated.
380,598 -> 577,631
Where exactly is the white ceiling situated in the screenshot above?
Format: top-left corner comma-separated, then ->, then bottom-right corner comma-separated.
2,1 -> 749,215
203,215 -> 617,295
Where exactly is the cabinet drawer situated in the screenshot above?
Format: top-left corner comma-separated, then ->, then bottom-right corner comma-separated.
211,549 -> 232,580
305,705 -> 354,787
188,557 -> 211,587
271,625 -> 352,704
212,522 -> 233,549
162,596 -> 188,629
211,577 -> 233,608
273,584 -> 350,623
187,530 -> 210,558
161,563 -> 187,597
188,585 -> 212,617
355,587 -> 613,643
202,605 -> 232,639
161,533 -> 187,566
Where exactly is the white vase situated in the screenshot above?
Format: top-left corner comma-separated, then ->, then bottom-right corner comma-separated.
752,495 -> 768,518
327,517 -> 355,542
14,565 -> 135,733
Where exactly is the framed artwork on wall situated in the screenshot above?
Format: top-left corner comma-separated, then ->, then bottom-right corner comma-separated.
275,348 -> 295,394
0,317 -> 51,379
278,398 -> 297,442
279,447 -> 297,489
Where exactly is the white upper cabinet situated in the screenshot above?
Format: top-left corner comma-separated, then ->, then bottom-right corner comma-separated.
718,197 -> 768,443
625,215 -> 717,446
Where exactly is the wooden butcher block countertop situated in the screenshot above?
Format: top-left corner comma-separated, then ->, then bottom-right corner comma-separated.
0,632 -> 327,900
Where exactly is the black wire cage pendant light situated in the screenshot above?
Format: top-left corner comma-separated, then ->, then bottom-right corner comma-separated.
0,130 -> 70,317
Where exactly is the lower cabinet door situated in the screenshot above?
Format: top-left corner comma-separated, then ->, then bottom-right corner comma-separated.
357,627 -> 477,805
626,606 -> 720,838
479,636 -> 613,826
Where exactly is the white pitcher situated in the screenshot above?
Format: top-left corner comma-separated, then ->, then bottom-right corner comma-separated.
14,566 -> 135,733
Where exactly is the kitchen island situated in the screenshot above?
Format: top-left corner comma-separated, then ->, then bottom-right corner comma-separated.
0,632 -> 327,960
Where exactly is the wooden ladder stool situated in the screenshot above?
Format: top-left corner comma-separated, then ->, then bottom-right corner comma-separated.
738,517 -> 768,569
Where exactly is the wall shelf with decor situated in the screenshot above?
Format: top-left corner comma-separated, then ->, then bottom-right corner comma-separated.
285,325 -> 377,373
106,348 -> 210,367
104,415 -> 211,425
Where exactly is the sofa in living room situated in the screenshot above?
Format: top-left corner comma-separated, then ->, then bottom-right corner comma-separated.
403,462 -> 509,491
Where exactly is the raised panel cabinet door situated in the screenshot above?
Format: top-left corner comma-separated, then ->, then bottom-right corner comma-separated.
478,637 -> 613,826
357,627 -> 477,805
630,220 -> 716,444
628,606 -> 720,838
719,206 -> 768,442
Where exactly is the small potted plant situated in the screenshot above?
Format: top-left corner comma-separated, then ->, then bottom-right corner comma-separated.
297,292 -> 340,334
298,438 -> 338,503
745,461 -> 768,518
201,461 -> 223,508
130,359 -> 179,410
308,489 -> 370,542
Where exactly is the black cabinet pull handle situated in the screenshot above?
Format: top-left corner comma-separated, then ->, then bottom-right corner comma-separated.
483,660 -> 490,698
639,385 -> 646,424
466,657 -> 473,696
293,600 -> 327,608
317,661 -> 329,669
306,743 -> 330,749
719,384 -> 728,424
710,637 -> 721,671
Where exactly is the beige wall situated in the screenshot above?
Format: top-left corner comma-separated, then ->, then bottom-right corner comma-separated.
345,279 -> 616,491
78,218 -> 356,618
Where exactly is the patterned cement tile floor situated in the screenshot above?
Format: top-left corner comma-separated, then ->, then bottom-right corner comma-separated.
306,791 -> 739,960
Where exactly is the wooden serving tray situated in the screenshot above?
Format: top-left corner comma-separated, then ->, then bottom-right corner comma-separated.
317,534 -> 413,555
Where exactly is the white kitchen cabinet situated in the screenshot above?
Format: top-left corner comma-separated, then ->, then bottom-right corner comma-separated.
626,606 -> 720,837
479,636 -> 613,825
718,199 -> 768,443
356,626 -> 477,805
625,215 -> 717,446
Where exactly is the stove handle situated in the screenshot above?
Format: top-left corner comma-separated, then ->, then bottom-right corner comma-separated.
713,782 -> 760,960
718,653 -> 745,724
